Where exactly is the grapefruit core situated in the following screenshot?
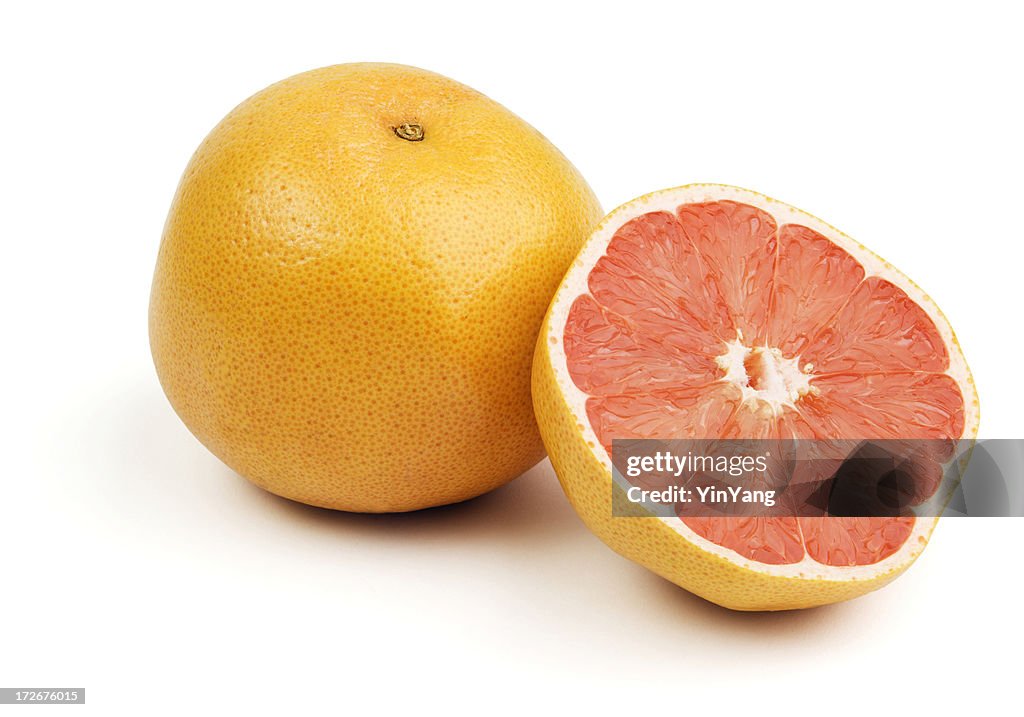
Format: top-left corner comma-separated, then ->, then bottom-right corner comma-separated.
533,184 -> 979,610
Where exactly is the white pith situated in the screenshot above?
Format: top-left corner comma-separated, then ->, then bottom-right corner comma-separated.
544,184 -> 980,581
716,338 -> 817,413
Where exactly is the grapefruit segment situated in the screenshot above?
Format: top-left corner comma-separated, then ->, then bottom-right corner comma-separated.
801,277 -> 950,374
533,184 -> 979,610
587,211 -> 735,345
682,517 -> 804,566
674,201 -> 778,343
766,224 -> 865,357
802,372 -> 966,440
585,384 -> 742,455
799,517 -> 916,567
564,295 -> 721,395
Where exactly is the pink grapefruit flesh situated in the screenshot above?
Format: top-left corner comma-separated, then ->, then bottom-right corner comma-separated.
561,196 -> 968,570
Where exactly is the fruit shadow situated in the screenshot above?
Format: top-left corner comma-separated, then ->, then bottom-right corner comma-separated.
637,566 -> 850,636
110,380 -> 576,552
239,460 -> 851,640
128,383 -> 854,637
232,457 -> 581,549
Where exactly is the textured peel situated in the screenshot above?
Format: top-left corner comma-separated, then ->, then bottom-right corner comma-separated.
151,63 -> 603,512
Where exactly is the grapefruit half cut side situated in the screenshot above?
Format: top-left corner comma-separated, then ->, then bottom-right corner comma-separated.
533,184 -> 979,610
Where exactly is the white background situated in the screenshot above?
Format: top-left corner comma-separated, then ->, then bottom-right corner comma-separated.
2,1 -> 1022,714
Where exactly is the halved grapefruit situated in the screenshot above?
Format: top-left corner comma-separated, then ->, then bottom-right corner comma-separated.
533,184 -> 979,611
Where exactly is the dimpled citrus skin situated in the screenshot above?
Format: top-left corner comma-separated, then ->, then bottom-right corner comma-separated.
150,63 -> 602,512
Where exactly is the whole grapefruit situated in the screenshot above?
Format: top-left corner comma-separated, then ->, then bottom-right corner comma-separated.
150,63 -> 602,512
